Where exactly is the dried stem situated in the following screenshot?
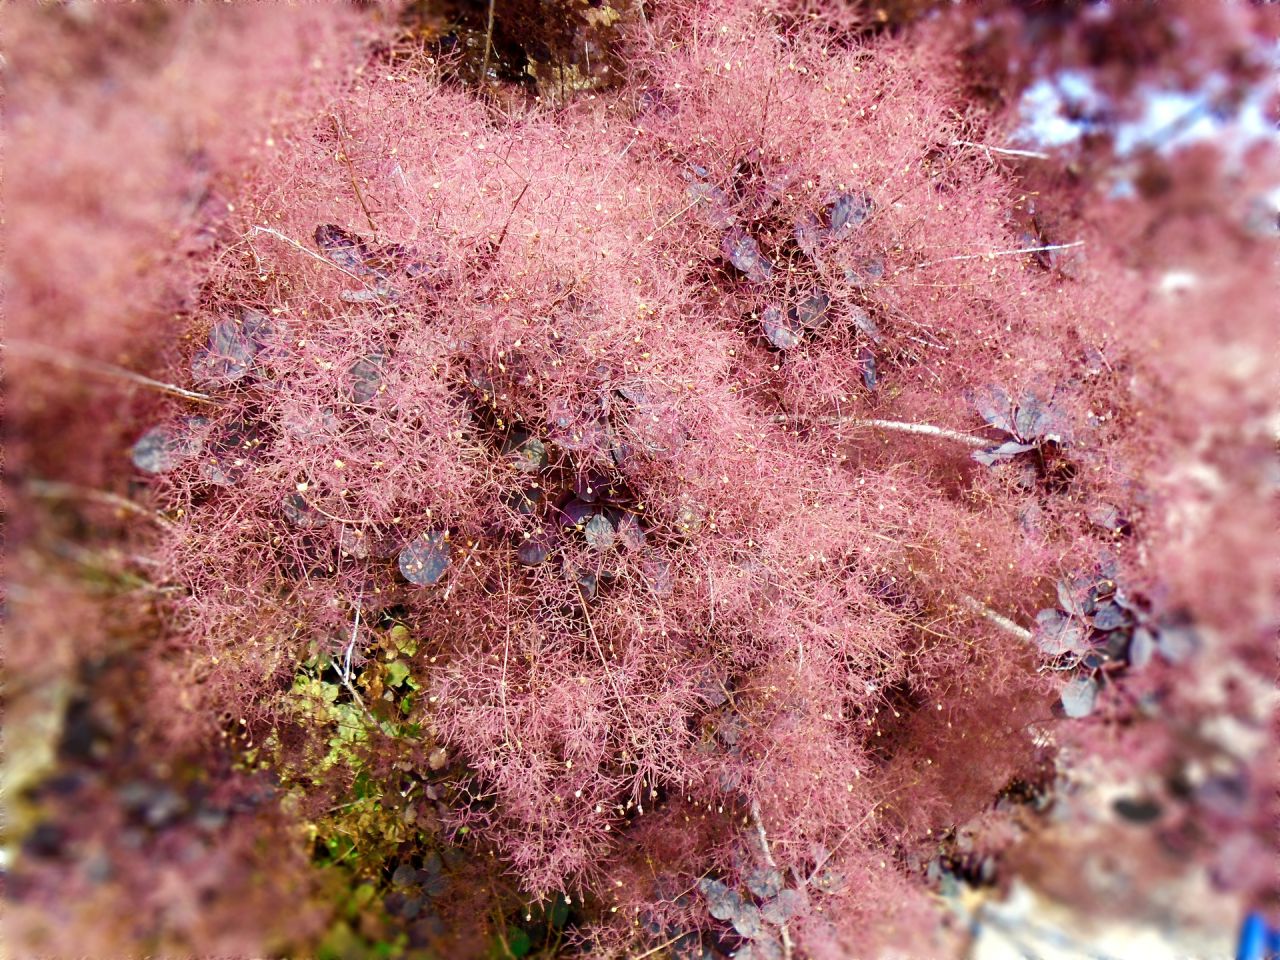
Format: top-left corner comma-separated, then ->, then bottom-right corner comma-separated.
750,799 -> 793,960
331,113 -> 378,235
772,413 -> 989,448
481,0 -> 496,84
247,226 -> 367,283
910,240 -> 1084,272
959,595 -> 1033,642
951,139 -> 1050,160
335,595 -> 377,726
4,340 -> 219,405
26,479 -> 174,529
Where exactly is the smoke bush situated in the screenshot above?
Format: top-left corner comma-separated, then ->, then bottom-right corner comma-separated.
11,0 -> 1276,955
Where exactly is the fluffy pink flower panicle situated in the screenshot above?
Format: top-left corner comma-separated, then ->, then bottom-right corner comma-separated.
109,0 -> 1276,954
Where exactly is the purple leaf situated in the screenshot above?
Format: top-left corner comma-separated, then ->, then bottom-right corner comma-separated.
615,383 -> 651,406
239,308 -> 278,357
687,182 -> 737,229
1056,577 -> 1096,618
827,191 -> 873,233
1128,626 -> 1155,668
572,471 -> 608,503
761,305 -> 802,350
721,228 -> 774,283
972,440 -> 1037,467
582,512 -> 616,551
1014,393 -> 1048,440
314,223 -> 369,273
974,386 -> 1017,435
1156,623 -> 1201,663
282,492 -> 327,529
794,213 -> 823,257
399,531 -> 450,586
616,512 -> 647,550
517,527 -> 553,566
1090,600 -> 1130,632
789,289 -> 831,331
697,878 -> 739,921
736,940 -> 784,960
811,868 -> 846,895
1033,608 -> 1089,656
337,524 -> 373,559
850,306 -> 881,343
504,431 -> 547,474
1060,675 -> 1099,718
746,868 -> 783,899
843,254 -> 886,287
130,417 -> 211,474
199,421 -> 267,486
761,888 -> 804,924
730,901 -> 765,940
1087,502 -> 1123,533
640,551 -> 673,597
191,319 -> 259,387
857,345 -> 878,391
560,499 -> 595,529
349,350 -> 387,404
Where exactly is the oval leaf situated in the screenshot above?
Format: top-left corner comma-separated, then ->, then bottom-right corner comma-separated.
793,213 -> 822,257
761,305 -> 802,350
721,228 -> 774,283
827,191 -> 873,233
1128,626 -> 1155,669
757,305 -> 798,350
641,552 -> 674,597
697,878 -> 739,922
974,386 -> 1017,435
282,492 -> 327,529
560,498 -> 595,529
191,319 -> 259,387
349,351 -> 387,404
973,440 -> 1037,467
399,532 -> 450,586
314,223 -> 369,273
583,512 -> 617,551
789,289 -> 831,331
761,888 -> 804,925
1060,675 -> 1099,718
199,421 -> 267,486
746,868 -> 782,900
616,512 -> 647,550
130,417 -> 210,474
730,901 -> 765,940
857,345 -> 878,391
1033,608 -> 1089,656
517,528 -> 553,566
508,435 -> 547,474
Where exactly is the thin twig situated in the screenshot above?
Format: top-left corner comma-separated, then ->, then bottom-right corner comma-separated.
4,340 -> 219,405
750,800 -> 793,960
26,479 -> 174,529
959,595 -> 1033,642
644,198 -> 700,243
630,932 -> 692,960
803,804 -> 881,890
334,594 -> 377,725
247,226 -> 367,283
331,113 -> 378,235
951,139 -> 1050,160
576,582 -> 641,759
771,413 -> 989,448
481,0 -> 496,84
911,240 -> 1084,272
493,179 -> 532,255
